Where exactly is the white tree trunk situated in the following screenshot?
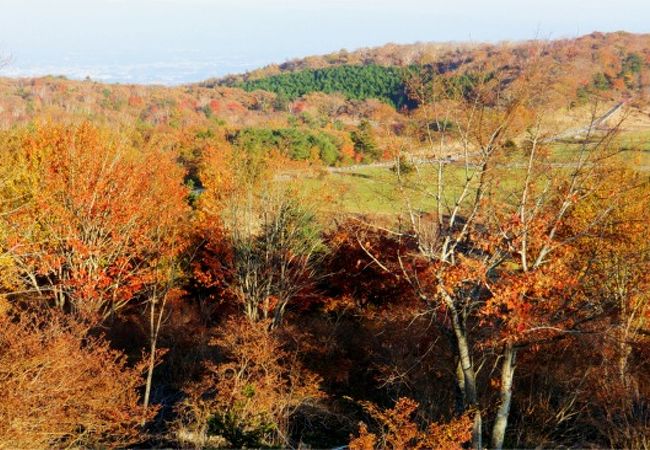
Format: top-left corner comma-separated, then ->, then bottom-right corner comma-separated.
445,293 -> 481,449
491,343 -> 516,450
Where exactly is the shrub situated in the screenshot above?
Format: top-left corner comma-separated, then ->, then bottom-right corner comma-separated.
0,309 -> 155,449
390,155 -> 416,175
349,398 -> 472,450
175,318 -> 323,448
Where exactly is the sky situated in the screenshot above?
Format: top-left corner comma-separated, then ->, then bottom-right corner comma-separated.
1,0 -> 649,84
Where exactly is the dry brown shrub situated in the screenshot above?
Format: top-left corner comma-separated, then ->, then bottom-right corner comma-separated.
349,397 -> 472,450
0,309 -> 155,449
175,318 -> 324,448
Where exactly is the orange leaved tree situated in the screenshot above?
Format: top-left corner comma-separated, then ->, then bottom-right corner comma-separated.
0,122 -> 191,417
1,122 -> 190,322
373,43 -> 641,449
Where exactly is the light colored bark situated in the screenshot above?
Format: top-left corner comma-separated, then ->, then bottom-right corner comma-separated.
143,288 -> 168,421
491,343 -> 516,450
442,288 -> 481,449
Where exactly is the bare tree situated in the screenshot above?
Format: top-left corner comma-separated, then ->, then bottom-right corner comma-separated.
225,185 -> 325,328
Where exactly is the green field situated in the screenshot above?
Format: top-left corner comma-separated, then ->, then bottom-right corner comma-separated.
550,130 -> 650,166
300,164 -> 486,215
298,134 -> 650,216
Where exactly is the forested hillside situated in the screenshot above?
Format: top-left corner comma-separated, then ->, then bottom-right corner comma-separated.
232,64 -> 411,108
0,32 -> 649,449
211,31 -> 650,105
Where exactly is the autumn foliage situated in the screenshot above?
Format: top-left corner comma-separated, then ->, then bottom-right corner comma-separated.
0,308 -> 155,449
2,123 -> 190,322
175,318 -> 323,448
349,398 -> 472,450
0,33 -> 649,449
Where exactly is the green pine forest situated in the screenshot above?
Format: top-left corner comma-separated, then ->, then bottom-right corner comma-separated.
236,64 -> 411,108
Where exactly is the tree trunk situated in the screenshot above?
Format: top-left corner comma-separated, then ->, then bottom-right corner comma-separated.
447,297 -> 481,449
143,337 -> 157,413
143,291 -> 167,422
473,410 -> 483,450
491,343 -> 517,450
455,359 -> 467,414
142,297 -> 158,416
457,329 -> 478,407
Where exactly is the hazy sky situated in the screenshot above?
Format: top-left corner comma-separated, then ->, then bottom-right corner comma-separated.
1,0 -> 649,84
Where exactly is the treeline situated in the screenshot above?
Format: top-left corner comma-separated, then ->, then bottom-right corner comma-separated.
227,120 -> 381,165
208,32 -> 650,109
586,52 -> 646,95
236,64 -> 412,108
229,127 -> 343,165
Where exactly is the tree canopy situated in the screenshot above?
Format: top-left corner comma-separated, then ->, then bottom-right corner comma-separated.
238,64 -> 411,108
